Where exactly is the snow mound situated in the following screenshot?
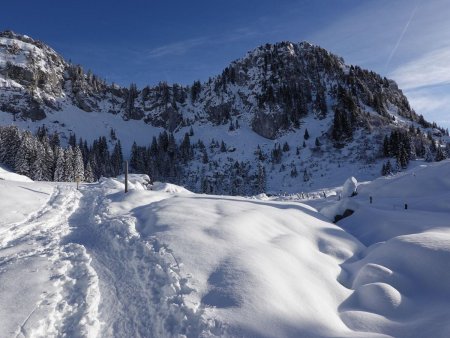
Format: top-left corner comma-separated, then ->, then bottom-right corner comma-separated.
150,181 -> 192,194
252,193 -> 270,200
331,160 -> 450,337
353,282 -> 402,315
352,263 -> 393,288
120,192 -> 363,337
342,176 -> 358,197
99,174 -> 151,191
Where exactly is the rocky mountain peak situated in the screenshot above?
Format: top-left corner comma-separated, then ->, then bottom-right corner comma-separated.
0,32 -> 422,140
0,30 -> 68,119
0,32 -> 448,195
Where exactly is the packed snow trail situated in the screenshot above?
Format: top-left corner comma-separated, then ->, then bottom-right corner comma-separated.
64,180 -> 212,338
0,184 -> 100,337
0,179 -> 212,337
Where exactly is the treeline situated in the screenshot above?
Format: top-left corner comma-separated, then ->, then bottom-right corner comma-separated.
0,124 -> 264,195
0,125 -> 123,182
0,123 -> 448,195
128,130 -> 269,195
381,127 -> 448,175
129,131 -> 187,182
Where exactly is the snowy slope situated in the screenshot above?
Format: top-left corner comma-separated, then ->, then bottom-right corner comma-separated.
0,164 -> 33,183
1,159 -> 450,336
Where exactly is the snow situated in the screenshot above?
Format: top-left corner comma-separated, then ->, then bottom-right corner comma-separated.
150,181 -> 192,194
0,161 -> 450,337
0,165 -> 33,182
0,168 -> 51,227
342,176 -> 358,197
0,180 -> 100,337
313,160 -> 450,337
118,193 -> 361,337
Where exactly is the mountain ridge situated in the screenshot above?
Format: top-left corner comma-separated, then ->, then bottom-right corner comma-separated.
0,30 -> 448,195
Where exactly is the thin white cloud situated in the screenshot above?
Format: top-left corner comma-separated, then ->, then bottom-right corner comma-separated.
405,87 -> 450,127
389,46 -> 450,90
144,37 -> 209,59
140,27 -> 259,61
407,90 -> 450,112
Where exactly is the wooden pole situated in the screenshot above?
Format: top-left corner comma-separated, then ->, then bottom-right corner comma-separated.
124,161 -> 128,193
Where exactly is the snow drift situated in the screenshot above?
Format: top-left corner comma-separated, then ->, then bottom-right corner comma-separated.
332,160 -> 450,338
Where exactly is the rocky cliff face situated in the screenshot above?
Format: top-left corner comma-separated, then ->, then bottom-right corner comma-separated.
0,32 -> 421,137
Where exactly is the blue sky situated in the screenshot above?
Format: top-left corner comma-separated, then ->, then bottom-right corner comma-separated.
2,0 -> 449,128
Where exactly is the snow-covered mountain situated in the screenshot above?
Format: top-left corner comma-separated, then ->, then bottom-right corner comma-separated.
0,30 -> 448,194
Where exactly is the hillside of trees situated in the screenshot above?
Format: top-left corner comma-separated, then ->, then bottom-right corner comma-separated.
0,123 -> 447,195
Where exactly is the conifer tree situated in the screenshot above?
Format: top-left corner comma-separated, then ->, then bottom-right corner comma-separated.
14,131 -> 33,177
290,166 -> 298,177
383,135 -> 390,157
50,132 -> 60,151
64,147 -> 75,181
256,163 -> 266,193
84,159 -> 95,183
386,160 -> 392,174
220,140 -> 227,152
54,148 -> 65,182
0,126 -> 21,169
180,133 -> 192,163
68,133 -> 77,148
435,146 -> 447,162
73,146 -> 85,181
304,128 -> 310,140
303,168 -> 310,182
202,150 -> 209,164
40,136 -> 55,181
111,141 -> 123,176
424,146 -> 433,162
30,139 -> 45,181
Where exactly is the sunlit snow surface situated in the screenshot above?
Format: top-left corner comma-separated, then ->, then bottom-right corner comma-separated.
0,160 -> 449,337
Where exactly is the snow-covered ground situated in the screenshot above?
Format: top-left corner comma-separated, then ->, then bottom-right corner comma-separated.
0,161 -> 449,337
